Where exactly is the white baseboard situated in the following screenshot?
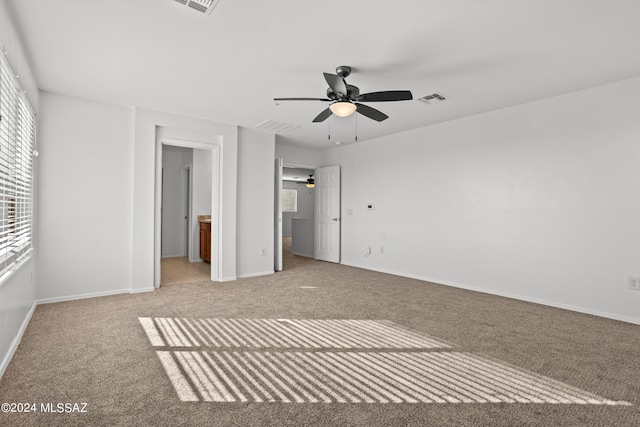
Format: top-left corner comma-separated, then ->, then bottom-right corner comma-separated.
218,276 -> 238,282
0,301 -> 37,378
342,261 -> 640,326
37,287 -> 155,305
237,270 -> 275,279
130,287 -> 156,294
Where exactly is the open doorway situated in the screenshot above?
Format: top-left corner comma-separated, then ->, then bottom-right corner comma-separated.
275,163 -> 342,270
278,165 -> 316,270
160,145 -> 210,285
156,138 -> 220,287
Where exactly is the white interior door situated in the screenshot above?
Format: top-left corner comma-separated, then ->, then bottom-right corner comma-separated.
314,165 -> 340,263
274,159 -> 283,271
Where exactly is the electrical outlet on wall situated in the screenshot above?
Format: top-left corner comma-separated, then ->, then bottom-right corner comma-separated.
628,276 -> 640,290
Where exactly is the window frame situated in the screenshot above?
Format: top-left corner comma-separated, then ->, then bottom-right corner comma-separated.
0,50 -> 36,283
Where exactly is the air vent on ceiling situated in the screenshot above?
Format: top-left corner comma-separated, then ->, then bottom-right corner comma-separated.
256,119 -> 301,134
174,0 -> 220,14
418,93 -> 446,104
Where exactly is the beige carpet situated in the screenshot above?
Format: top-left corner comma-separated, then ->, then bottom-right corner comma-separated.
1,240 -> 639,426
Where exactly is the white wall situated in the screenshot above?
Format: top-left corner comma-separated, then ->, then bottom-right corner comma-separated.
33,96 -> 277,300
236,128 -> 276,278
37,92 -> 135,300
191,148 -> 212,262
134,108 -> 238,284
161,145 -> 193,258
35,96 -> 275,299
275,140 -> 322,167
323,76 -> 640,324
161,148 -> 182,257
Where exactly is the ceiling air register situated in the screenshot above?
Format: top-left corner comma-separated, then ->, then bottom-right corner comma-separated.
174,0 -> 220,14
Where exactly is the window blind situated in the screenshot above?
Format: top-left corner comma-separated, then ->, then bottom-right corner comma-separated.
0,50 -> 35,279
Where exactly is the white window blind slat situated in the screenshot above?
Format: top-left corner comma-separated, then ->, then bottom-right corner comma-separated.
0,50 -> 35,279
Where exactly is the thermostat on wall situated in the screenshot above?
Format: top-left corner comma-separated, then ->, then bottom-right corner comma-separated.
367,203 -> 375,210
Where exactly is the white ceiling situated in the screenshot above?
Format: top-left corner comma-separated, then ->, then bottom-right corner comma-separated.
282,167 -> 314,182
5,0 -> 640,149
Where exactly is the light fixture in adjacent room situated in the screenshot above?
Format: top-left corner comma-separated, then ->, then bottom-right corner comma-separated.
306,175 -> 315,188
329,101 -> 357,117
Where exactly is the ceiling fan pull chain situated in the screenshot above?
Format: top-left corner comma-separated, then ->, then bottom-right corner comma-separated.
355,113 -> 358,142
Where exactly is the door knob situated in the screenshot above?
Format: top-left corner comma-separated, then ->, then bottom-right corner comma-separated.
332,217 -> 340,221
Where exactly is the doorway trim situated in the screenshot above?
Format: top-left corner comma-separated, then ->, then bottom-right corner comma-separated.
274,159 -> 283,272
155,137 -> 221,287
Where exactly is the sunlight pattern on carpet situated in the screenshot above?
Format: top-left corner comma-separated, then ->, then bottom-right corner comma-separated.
139,318 -> 450,349
139,318 -> 630,405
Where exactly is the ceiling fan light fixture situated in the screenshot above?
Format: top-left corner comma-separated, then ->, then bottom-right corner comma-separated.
329,101 -> 357,117
306,175 -> 315,188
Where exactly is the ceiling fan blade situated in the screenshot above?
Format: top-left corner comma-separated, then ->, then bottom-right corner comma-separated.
356,90 -> 413,102
323,73 -> 347,97
312,108 -> 332,123
355,103 -> 389,122
274,97 -> 331,101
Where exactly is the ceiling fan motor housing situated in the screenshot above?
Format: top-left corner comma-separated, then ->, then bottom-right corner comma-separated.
335,65 -> 352,78
327,85 -> 360,101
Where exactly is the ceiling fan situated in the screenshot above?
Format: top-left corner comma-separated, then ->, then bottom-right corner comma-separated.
274,66 -> 413,123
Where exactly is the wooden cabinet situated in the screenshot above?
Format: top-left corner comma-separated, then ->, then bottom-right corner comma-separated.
199,221 -> 211,263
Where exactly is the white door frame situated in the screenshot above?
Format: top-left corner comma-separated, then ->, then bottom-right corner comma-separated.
274,159 -> 283,271
155,137 -> 221,287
